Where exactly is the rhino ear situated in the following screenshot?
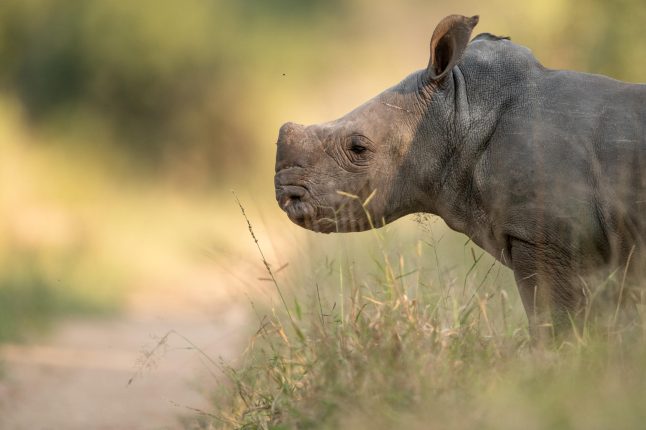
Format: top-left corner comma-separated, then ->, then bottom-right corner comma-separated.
426,15 -> 479,82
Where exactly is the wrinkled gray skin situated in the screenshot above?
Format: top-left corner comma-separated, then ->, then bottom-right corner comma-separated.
274,15 -> 646,340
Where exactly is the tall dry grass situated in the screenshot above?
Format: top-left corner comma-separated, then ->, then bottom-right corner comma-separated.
184,205 -> 646,430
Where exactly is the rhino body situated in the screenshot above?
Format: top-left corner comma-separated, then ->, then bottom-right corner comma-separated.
274,15 -> 646,339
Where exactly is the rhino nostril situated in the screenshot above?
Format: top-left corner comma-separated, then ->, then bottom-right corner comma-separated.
277,185 -> 308,209
282,193 -> 302,208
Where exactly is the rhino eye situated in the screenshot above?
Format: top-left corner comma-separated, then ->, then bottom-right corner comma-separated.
350,143 -> 367,154
346,135 -> 373,163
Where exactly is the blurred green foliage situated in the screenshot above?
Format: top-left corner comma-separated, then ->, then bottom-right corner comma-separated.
564,0 -> 646,82
0,0 -> 643,185
0,248 -> 120,342
0,0 -> 235,180
0,0 -> 347,184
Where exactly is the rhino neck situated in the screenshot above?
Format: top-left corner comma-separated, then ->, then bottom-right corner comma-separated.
391,38 -> 539,235
424,67 -> 488,234
424,56 -> 530,237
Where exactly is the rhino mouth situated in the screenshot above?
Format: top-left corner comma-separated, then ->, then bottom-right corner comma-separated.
274,169 -> 376,233
275,184 -> 336,233
276,187 -> 375,233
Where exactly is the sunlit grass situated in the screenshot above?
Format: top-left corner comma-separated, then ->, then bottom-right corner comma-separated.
186,210 -> 646,430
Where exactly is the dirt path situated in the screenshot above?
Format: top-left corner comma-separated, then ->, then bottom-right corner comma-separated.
0,281 -> 249,430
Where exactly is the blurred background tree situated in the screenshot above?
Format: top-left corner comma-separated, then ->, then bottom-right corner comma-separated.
564,0 -> 646,82
0,0 -> 643,187
0,0 -> 346,186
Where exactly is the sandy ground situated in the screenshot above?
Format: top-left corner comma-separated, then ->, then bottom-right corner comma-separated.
0,278 -> 251,430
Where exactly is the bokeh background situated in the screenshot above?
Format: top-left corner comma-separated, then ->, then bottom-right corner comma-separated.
0,0 -> 644,427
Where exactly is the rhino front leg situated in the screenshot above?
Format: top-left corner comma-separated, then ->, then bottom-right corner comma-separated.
509,238 -> 586,344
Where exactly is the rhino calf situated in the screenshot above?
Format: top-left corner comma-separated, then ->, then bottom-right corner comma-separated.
275,15 -> 646,340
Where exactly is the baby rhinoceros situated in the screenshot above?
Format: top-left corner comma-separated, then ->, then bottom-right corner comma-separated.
274,14 -> 646,341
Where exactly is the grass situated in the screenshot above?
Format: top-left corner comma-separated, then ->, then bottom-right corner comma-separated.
183,208 -> 646,430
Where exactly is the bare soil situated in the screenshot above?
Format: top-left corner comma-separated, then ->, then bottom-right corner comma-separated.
0,281 -> 249,430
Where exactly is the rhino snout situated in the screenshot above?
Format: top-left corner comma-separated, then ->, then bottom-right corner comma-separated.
275,183 -> 319,229
274,164 -> 313,217
275,121 -> 346,233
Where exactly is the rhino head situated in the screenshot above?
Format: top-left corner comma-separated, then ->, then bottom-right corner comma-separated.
275,15 -> 479,233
